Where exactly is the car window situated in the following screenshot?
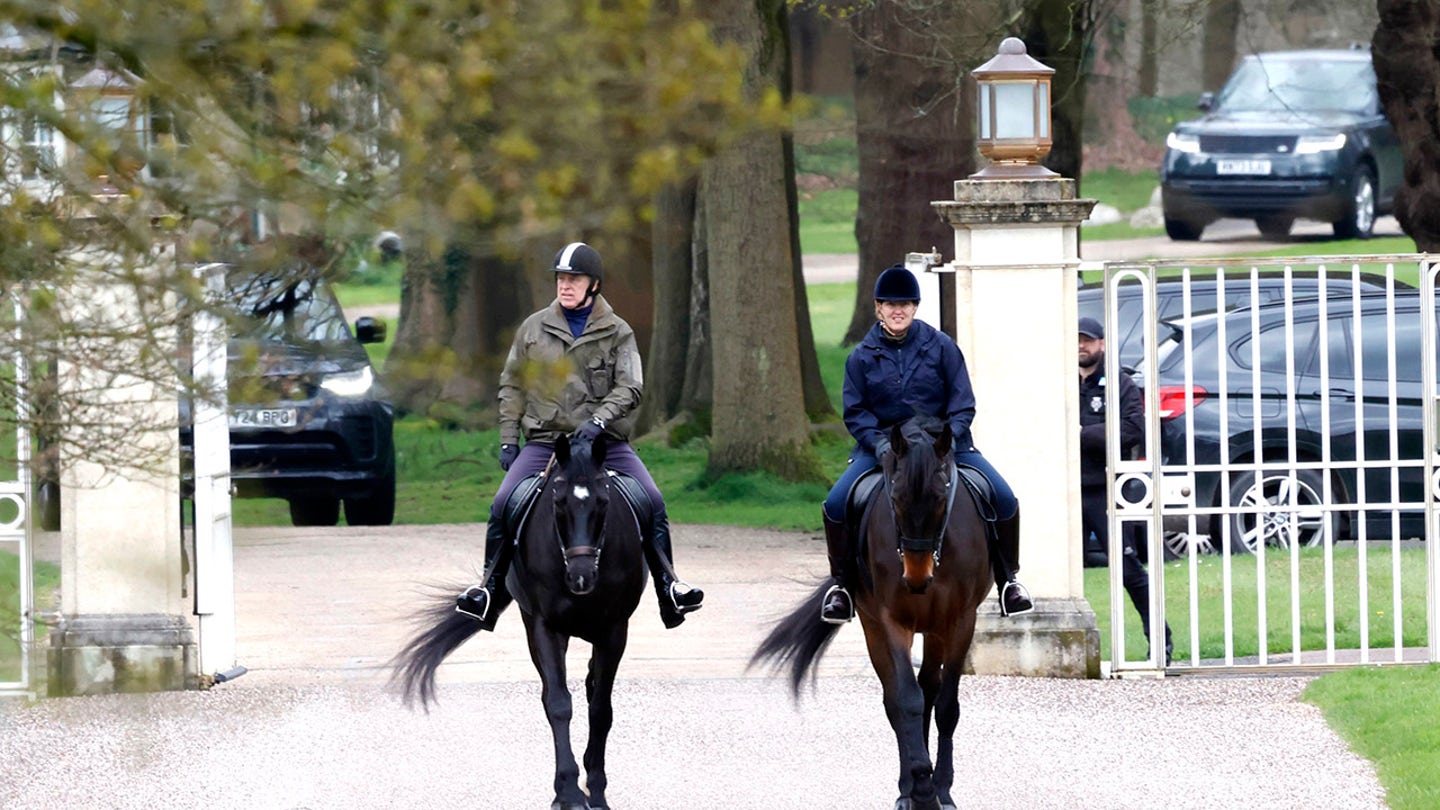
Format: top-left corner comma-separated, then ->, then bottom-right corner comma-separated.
1218,56 -> 1376,115
1232,317 -> 1319,374
229,274 -> 351,343
1359,310 -> 1422,383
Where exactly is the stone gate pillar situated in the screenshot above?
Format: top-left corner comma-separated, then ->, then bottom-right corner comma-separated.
47,246 -> 194,695
935,177 -> 1100,678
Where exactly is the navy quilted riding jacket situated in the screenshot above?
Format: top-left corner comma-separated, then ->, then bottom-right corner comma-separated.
842,319 -> 976,457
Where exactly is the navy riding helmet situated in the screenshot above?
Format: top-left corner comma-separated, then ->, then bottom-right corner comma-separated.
552,242 -> 603,282
874,264 -> 921,302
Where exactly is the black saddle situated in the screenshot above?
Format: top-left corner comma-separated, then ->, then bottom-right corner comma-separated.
501,473 -> 547,539
843,462 -> 1000,546
605,470 -> 652,534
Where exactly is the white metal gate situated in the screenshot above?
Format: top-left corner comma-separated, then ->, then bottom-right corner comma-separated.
0,293 -> 33,697
1098,255 -> 1440,675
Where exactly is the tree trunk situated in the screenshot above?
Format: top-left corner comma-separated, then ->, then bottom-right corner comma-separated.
845,4 -> 976,346
1201,0 -> 1241,91
637,178 -> 698,433
1137,0 -> 1158,97
702,0 -> 823,482
385,241 -> 530,424
1374,0 -> 1440,250
1023,0 -> 1093,180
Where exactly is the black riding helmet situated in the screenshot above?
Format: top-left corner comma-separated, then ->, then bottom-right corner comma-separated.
874,264 -> 921,302
552,242 -> 603,306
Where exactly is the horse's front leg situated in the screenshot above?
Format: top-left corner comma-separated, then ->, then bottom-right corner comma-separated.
918,634 -> 944,751
931,619 -> 978,810
581,622 -> 630,810
523,615 -> 588,810
860,616 -> 938,810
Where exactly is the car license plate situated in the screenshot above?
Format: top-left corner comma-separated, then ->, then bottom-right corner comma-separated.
230,408 -> 298,428
1216,159 -> 1271,175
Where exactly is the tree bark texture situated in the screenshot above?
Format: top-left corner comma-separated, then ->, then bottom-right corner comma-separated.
702,0 -> 823,482
1201,0 -> 1241,91
1375,0 -> 1440,251
1137,0 -> 1159,97
637,178 -> 700,433
1023,0 -> 1094,180
846,4 -> 976,346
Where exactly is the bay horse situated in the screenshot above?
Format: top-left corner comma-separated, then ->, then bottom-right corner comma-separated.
392,434 -> 646,810
752,416 -> 994,810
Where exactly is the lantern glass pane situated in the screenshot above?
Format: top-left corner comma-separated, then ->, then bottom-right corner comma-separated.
978,86 -> 992,139
1038,82 -> 1050,138
993,81 -> 1036,139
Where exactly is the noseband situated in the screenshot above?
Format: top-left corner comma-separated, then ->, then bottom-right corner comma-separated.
886,458 -> 959,563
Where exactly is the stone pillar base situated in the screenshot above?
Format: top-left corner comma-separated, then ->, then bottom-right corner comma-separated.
967,597 -> 1100,678
48,614 -> 197,696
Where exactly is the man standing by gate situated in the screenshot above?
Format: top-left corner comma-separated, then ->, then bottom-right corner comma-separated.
1078,316 -> 1172,664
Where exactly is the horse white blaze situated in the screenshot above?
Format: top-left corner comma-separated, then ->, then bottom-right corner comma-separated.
573,485 -> 590,500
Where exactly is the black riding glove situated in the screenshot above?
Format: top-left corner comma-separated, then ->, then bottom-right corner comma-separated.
499,444 -> 518,471
575,416 -> 605,443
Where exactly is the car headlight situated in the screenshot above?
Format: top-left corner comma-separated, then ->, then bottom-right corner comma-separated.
1294,133 -> 1346,154
320,366 -> 374,397
1166,132 -> 1201,154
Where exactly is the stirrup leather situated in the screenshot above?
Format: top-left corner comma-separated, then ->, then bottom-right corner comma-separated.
999,581 -> 1033,618
820,583 -> 854,625
455,585 -> 492,620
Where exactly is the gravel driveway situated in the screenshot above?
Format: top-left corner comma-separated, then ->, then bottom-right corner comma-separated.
0,523 -> 1387,809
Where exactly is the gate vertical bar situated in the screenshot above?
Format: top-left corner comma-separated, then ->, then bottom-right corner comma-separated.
1,290 -> 34,696
192,263 -> 235,677
1423,259 -> 1439,661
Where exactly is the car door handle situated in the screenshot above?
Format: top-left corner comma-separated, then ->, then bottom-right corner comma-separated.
1325,388 -> 1357,401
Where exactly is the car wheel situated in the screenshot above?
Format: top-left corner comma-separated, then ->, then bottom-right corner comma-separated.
1212,468 -> 1331,554
344,471 -> 396,526
36,479 -> 60,532
1164,216 -> 1204,241
1333,166 -> 1376,240
290,497 -> 340,527
1256,215 -> 1293,240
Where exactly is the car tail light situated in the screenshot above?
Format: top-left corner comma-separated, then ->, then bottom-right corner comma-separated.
1157,385 -> 1207,420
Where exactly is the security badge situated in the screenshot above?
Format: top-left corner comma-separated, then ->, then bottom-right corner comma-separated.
1089,376 -> 1106,413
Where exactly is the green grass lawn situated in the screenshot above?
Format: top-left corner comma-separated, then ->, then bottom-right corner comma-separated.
1088,545 -> 1428,662
1305,665 -> 1440,810
0,549 -> 59,682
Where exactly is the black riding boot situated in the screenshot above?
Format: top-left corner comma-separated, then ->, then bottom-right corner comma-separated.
990,510 -> 1034,617
456,519 -> 515,631
820,513 -> 854,624
645,510 -> 704,629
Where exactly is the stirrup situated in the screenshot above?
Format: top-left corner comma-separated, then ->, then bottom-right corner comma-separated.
455,585 -> 492,621
999,581 -> 1033,618
820,583 -> 853,625
667,581 -> 704,613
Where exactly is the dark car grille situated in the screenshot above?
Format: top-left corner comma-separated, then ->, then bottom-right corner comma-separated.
1198,134 -> 1297,154
342,416 -> 377,460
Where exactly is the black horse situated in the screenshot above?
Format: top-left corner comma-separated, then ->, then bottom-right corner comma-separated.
752,416 -> 994,810
393,434 -> 646,810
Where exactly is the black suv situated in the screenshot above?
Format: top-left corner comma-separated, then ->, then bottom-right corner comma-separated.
1145,290 -> 1432,551
208,268 -> 396,526
35,267 -> 396,530
1159,48 -> 1402,242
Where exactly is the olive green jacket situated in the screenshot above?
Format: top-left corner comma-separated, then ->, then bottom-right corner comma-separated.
497,295 -> 642,446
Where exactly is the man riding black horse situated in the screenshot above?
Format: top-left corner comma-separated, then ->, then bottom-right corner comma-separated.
456,241 -> 703,630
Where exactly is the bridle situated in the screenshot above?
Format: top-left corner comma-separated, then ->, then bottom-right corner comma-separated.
552,452 -> 610,567
886,453 -> 959,564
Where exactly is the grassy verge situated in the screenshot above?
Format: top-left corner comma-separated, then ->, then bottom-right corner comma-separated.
1304,665 -> 1440,810
0,549 -> 60,682
1087,545 -> 1427,662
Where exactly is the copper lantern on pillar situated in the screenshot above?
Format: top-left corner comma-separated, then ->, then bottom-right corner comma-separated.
971,37 -> 1056,178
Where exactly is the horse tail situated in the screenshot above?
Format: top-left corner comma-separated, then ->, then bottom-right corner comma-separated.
390,585 -> 482,711
749,581 -> 843,699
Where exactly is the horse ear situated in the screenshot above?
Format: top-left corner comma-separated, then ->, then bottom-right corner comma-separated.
554,434 -> 571,466
889,423 -> 908,458
934,424 -> 952,458
591,433 -> 608,467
